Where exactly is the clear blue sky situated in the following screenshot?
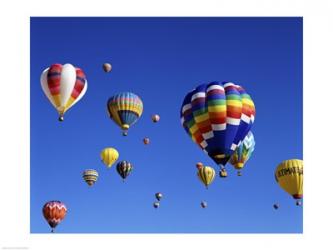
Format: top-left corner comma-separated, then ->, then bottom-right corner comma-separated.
30,17 -> 303,233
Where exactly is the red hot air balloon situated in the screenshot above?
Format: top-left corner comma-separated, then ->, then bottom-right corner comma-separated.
42,201 -> 67,233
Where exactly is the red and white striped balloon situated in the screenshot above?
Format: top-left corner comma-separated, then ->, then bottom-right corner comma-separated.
40,63 -> 88,121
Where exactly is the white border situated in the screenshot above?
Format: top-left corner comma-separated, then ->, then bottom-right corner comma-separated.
1,0 -> 333,249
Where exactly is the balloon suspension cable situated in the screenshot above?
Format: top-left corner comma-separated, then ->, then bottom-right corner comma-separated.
219,164 -> 225,171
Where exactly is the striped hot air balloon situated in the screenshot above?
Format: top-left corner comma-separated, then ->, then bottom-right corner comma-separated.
197,165 -> 215,189
40,63 -> 88,121
116,160 -> 133,181
42,201 -> 67,233
107,92 -> 143,136
180,81 -> 255,171
82,169 -> 99,186
275,159 -> 303,205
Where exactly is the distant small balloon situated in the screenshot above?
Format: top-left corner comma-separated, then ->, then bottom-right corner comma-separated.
219,168 -> 228,178
143,137 -> 150,145
155,192 -> 163,201
152,114 -> 160,123
82,169 -> 99,186
201,201 -> 207,208
273,203 -> 279,210
103,63 -> 112,72
196,162 -> 204,169
153,202 -> 160,209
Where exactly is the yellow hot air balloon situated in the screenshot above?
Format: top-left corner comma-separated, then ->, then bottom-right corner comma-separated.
275,159 -> 303,203
197,165 -> 215,189
100,148 -> 119,168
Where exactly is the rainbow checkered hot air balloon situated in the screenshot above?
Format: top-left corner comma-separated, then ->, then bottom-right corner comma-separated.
180,81 -> 255,171
40,63 -> 88,121
107,92 -> 143,136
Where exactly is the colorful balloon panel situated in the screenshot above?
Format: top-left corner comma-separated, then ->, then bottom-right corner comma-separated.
40,63 -> 88,120
42,201 -> 67,230
181,81 -> 255,166
230,131 -> 255,170
107,92 -> 143,133
275,159 -> 303,199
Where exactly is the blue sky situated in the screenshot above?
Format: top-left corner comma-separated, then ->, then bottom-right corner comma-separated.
30,17 -> 303,233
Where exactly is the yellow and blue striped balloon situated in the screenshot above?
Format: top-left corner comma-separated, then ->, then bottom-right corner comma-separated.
107,92 -> 143,136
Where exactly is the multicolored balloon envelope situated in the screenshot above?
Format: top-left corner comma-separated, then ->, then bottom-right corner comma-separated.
107,92 -> 143,136
42,200 -> 67,233
275,159 -> 303,203
229,131 -> 255,172
40,63 -> 88,121
116,160 -> 133,181
82,169 -> 99,186
180,81 -> 255,168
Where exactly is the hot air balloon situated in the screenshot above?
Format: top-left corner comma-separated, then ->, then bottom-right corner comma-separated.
103,63 -> 112,73
42,201 -> 67,233
152,114 -> 160,123
143,137 -> 150,145
100,147 -> 119,168
180,81 -> 255,172
219,168 -> 228,178
155,192 -> 163,201
196,162 -> 204,169
107,92 -> 143,136
197,165 -> 215,189
153,202 -> 160,209
275,159 -> 303,205
116,160 -> 133,181
273,203 -> 279,210
230,131 -> 255,176
82,169 -> 99,186
40,63 -> 88,121
201,201 -> 208,208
